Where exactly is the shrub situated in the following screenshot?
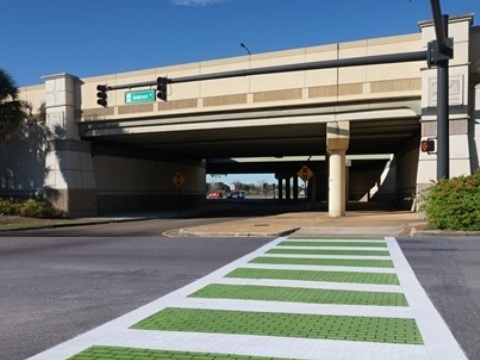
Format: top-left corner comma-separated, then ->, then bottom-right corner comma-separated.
0,198 -> 17,215
419,170 -> 480,231
0,197 -> 64,219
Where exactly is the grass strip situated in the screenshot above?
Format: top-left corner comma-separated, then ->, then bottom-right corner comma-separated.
250,256 -> 394,268
267,248 -> 390,256
226,268 -> 400,285
279,241 -> 387,248
189,284 -> 408,306
132,307 -> 423,345
67,345 -> 294,360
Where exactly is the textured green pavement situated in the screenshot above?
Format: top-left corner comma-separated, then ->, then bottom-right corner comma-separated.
67,346 -> 294,360
249,256 -> 394,268
278,241 -> 388,248
226,267 -> 400,285
189,283 -> 408,306
266,248 -> 390,256
131,307 -> 423,344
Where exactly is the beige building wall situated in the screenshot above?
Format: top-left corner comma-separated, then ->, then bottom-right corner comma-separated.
18,84 -> 45,110
417,15 -> 476,193
94,154 -> 206,214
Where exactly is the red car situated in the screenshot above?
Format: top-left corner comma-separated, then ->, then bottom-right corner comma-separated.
207,192 -> 223,199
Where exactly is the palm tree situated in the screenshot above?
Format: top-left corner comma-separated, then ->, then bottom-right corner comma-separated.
0,68 -> 26,143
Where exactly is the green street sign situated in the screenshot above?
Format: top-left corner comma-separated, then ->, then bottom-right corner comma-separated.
125,90 -> 156,104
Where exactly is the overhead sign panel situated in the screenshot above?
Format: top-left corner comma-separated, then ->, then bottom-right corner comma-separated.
125,90 -> 156,104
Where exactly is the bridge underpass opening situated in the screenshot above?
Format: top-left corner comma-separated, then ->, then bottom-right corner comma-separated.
82,103 -> 421,215
84,104 -> 420,214
205,152 -> 413,211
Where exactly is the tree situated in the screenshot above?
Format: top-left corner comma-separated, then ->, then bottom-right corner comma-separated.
24,101 -> 46,124
0,68 -> 26,143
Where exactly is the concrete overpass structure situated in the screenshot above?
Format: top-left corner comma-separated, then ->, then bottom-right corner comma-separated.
4,14 -> 480,217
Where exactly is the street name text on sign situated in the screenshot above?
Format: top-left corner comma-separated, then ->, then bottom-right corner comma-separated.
125,90 -> 156,104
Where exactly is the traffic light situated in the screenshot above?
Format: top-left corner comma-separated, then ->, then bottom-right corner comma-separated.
96,85 -> 108,107
157,77 -> 168,101
421,138 -> 436,153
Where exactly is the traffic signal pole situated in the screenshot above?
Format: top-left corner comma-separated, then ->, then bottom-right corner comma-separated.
99,51 -> 428,93
429,0 -> 453,180
437,21 -> 450,180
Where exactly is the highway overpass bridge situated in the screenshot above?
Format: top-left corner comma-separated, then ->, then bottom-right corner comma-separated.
5,14 -> 480,217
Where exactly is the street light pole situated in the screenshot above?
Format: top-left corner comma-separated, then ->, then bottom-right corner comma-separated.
240,43 -> 251,55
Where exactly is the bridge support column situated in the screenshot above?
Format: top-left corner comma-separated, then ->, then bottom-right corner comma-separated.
327,121 -> 350,218
293,175 -> 299,200
285,176 -> 291,200
276,176 -> 283,200
42,73 -> 97,217
328,150 -> 347,217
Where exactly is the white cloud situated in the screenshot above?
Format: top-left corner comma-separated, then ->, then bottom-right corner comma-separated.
170,0 -> 230,6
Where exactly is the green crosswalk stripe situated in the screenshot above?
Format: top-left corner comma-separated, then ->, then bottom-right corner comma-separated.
279,241 -> 387,248
267,248 -> 390,256
132,307 -> 423,345
226,268 -> 400,285
190,284 -> 408,306
250,256 -> 394,268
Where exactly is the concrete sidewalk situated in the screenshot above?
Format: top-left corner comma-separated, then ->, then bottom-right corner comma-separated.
170,210 -> 427,238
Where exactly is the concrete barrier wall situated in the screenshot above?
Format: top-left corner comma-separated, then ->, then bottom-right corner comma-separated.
394,136 -> 421,210
348,160 -> 397,205
93,151 -> 206,214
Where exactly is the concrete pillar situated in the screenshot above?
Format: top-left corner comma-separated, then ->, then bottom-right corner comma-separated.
328,150 -> 346,217
42,73 -> 97,217
293,175 -> 299,200
285,176 -> 291,200
326,121 -> 350,218
277,177 -> 283,200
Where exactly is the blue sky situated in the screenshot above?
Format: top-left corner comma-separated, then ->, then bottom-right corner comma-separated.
3,0 -> 479,184
3,0 -> 478,87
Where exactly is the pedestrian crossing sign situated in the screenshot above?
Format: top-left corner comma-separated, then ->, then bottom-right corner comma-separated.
297,165 -> 313,182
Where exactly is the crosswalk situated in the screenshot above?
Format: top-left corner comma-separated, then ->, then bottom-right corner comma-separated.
29,237 -> 467,360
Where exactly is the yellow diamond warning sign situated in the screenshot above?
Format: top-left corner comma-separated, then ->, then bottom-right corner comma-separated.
172,172 -> 186,188
297,165 -> 313,182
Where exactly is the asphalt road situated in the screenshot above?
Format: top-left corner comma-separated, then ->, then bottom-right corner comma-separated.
398,236 -> 480,360
0,235 -> 272,360
2,206 -> 479,360
0,216 -> 236,238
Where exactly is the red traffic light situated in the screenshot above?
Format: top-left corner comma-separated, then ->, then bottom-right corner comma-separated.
421,139 -> 436,152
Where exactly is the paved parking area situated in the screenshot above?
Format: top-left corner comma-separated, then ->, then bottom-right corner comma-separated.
28,237 -> 467,360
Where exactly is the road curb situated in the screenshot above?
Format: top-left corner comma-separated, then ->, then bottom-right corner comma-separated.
166,227 -> 301,238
